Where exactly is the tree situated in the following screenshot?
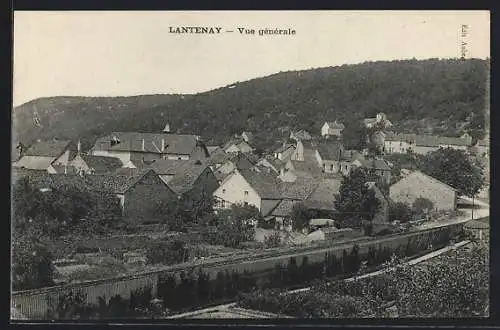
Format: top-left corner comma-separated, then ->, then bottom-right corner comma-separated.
342,121 -> 368,151
203,205 -> 256,248
12,235 -> 54,290
419,147 -> 485,197
290,203 -> 312,231
334,168 -> 381,228
412,197 -> 434,216
389,202 -> 414,223
145,239 -> 187,265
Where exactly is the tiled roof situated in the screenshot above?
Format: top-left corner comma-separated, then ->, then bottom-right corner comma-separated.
23,140 -> 72,157
279,178 -> 319,200
358,158 -> 391,171
207,148 -> 232,165
271,200 -> 300,217
305,178 -> 342,210
290,160 -> 323,178
13,156 -> 55,170
125,159 -> 212,194
51,164 -> 79,174
93,132 -> 198,155
325,121 -> 345,130
83,168 -> 154,194
342,149 -> 363,162
80,155 -> 123,174
239,169 -> 282,199
317,141 -> 344,161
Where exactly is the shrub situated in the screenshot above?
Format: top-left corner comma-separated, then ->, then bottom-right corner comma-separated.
264,231 -> 282,248
12,237 -> 54,290
146,239 -> 187,265
389,202 -> 414,223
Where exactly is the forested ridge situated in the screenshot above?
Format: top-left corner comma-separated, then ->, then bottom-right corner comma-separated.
12,58 -> 488,153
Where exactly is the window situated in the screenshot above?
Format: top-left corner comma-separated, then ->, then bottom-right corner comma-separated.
244,202 -> 248,206
330,164 -> 334,171
244,191 -> 249,196
178,157 -> 182,160
221,200 -> 226,208
222,189 -> 226,194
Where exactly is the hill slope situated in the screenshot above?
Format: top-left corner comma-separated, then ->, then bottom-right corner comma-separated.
12,58 -> 488,154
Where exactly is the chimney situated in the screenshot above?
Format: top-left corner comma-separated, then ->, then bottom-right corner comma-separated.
77,140 -> 81,155
142,139 -> 145,151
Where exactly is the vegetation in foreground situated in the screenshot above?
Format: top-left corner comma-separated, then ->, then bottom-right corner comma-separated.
237,242 -> 489,318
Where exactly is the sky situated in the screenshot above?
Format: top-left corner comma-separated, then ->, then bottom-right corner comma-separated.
13,10 -> 490,107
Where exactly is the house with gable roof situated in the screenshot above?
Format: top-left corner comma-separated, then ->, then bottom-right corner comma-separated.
321,121 -> 345,138
13,139 -> 77,172
213,168 -> 283,216
290,129 -> 312,142
91,129 -> 210,165
389,170 -> 458,211
71,154 -> 123,175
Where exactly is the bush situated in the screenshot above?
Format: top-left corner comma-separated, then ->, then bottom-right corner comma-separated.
264,231 -> 282,248
412,197 -> 434,216
389,202 -> 414,223
12,237 -> 55,290
146,240 -> 187,265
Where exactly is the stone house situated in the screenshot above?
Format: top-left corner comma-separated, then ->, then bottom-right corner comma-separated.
91,131 -> 210,165
389,170 -> 458,211
314,140 -> 345,174
352,157 -> 392,185
223,137 -> 254,154
71,154 -> 123,175
363,113 -> 393,129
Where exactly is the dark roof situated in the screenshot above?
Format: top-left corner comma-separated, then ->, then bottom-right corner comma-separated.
93,132 -> 198,155
50,164 -> 79,174
357,158 -> 391,171
317,141 -> 344,161
271,200 -> 300,217
166,163 -> 213,195
80,155 -> 123,174
280,178 -> 319,200
305,178 -> 342,210
325,121 -> 345,130
23,140 -> 73,158
124,159 -> 213,194
207,148 -> 232,165
239,169 -> 282,199
290,160 -> 323,178
83,168 -> 155,194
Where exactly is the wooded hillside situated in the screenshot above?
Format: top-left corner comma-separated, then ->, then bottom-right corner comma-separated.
12,58 -> 488,153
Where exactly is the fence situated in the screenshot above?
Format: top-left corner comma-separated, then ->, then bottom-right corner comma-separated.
11,221 -> 465,319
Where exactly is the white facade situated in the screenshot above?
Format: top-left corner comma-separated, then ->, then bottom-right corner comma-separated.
213,170 -> 262,211
52,150 -> 72,166
384,140 -> 412,154
321,123 -> 330,137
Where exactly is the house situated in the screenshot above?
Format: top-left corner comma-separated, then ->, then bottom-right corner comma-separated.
213,168 -> 282,216
389,170 -> 458,211
352,157 -> 392,185
209,152 -> 256,183
84,168 -> 177,223
71,154 -> 123,174
321,121 -> 345,138
273,143 -> 296,161
255,155 -> 282,175
91,131 -> 210,165
49,164 -> 79,175
290,129 -> 312,142
241,131 -> 254,143
314,140 -> 345,174
363,113 -> 393,129
222,137 -> 254,154
384,132 -> 473,155
118,159 -> 219,203
13,140 -> 77,172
